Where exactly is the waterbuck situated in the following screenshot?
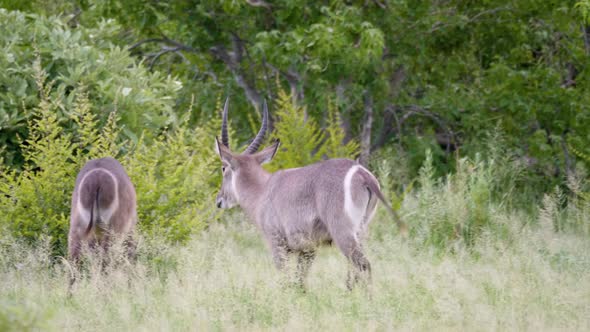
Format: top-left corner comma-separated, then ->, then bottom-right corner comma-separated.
68,157 -> 138,266
215,99 -> 407,289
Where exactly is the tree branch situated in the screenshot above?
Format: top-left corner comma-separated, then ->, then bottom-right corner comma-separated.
582,24 -> 590,56
375,105 -> 457,153
429,6 -> 511,34
147,46 -> 182,70
406,105 -> 456,152
210,33 -> 263,111
128,38 -> 167,51
129,34 -> 264,107
264,62 -> 304,107
335,80 -> 354,143
372,105 -> 400,151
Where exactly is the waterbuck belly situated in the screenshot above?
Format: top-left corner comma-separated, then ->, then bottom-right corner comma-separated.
286,218 -> 332,251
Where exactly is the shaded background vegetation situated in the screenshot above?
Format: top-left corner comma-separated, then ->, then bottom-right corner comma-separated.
0,1 -> 589,256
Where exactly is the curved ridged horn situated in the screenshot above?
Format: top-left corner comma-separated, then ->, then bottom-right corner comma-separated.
221,97 -> 230,147
243,100 -> 268,154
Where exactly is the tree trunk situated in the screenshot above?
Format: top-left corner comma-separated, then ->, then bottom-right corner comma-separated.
336,80 -> 353,144
359,91 -> 373,167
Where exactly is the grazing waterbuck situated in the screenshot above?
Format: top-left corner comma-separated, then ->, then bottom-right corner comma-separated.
215,99 -> 407,289
68,157 -> 138,266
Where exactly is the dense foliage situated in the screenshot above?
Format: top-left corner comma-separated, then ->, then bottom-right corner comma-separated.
40,0 -> 590,187
1,2 -> 589,254
0,9 -> 181,167
2,1 -> 590,178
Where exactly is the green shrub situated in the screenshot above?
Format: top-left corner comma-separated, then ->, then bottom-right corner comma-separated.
0,9 -> 182,167
124,108 -> 221,243
405,149 -> 514,250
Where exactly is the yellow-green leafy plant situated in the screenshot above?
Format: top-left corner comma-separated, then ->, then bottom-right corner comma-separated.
124,106 -> 222,243
0,60 -> 92,254
267,89 -> 358,172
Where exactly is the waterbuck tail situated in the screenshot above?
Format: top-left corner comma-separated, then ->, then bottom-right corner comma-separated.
362,172 -> 408,237
85,186 -> 101,236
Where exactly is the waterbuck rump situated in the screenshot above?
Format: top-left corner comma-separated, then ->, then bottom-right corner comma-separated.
68,157 -> 138,267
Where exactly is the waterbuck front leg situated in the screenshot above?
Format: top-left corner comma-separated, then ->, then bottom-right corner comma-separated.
269,233 -> 289,270
296,249 -> 316,289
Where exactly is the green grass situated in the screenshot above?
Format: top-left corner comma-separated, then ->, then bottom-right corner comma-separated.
1,209 -> 589,331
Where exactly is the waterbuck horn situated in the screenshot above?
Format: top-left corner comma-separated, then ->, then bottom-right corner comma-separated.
243,100 -> 268,154
221,96 -> 230,147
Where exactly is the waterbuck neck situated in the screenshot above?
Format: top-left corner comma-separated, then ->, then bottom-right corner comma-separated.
235,164 -> 271,220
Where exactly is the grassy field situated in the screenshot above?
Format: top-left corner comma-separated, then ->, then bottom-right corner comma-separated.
1,207 -> 589,331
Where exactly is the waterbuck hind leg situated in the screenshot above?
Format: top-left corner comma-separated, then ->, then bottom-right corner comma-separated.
333,232 -> 371,290
98,233 -> 113,272
68,236 -> 82,267
124,234 -> 138,262
67,233 -> 83,290
296,249 -> 316,289
345,246 -> 372,290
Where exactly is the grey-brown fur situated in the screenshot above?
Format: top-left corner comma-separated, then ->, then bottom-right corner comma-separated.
215,100 -> 407,289
68,157 -> 137,265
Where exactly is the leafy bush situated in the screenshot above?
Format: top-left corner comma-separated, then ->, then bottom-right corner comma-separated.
267,89 -> 359,171
0,62 -> 218,256
124,109 -> 221,242
0,9 -> 182,167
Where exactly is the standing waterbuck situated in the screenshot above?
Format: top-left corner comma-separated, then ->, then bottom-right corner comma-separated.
215,99 -> 407,289
68,157 -> 138,265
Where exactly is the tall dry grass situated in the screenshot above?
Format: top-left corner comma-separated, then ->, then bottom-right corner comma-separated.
1,206 -> 589,331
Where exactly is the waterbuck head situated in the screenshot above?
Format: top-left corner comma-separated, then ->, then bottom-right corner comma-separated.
214,98 -> 280,209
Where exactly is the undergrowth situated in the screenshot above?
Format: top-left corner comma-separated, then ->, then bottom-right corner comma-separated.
0,210 -> 588,331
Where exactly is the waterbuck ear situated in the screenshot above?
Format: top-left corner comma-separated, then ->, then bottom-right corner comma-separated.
254,139 -> 280,165
215,137 -> 235,166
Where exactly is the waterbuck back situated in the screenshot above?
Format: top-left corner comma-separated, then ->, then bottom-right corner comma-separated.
68,157 -> 137,263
